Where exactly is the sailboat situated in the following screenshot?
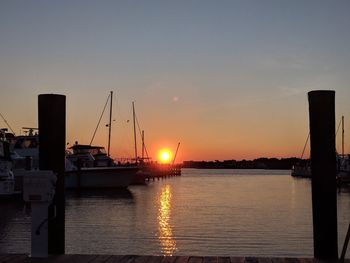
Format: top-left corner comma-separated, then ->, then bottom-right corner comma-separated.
336,116 -> 350,185
130,102 -> 181,184
291,116 -> 350,183
291,133 -> 311,178
65,91 -> 138,188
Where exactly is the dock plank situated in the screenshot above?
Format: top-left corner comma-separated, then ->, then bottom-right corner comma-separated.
254,258 -> 272,263
0,254 -> 12,262
174,256 -> 189,263
0,254 -> 25,263
230,257 -> 245,263
217,257 -> 230,263
3,255 -> 350,263
203,257 -> 218,263
147,256 -> 164,263
89,255 -> 113,263
134,256 -> 152,263
161,256 -> 177,263
271,258 -> 287,263
296,259 -> 314,263
244,257 -> 259,263
283,258 -> 300,263
40,254 -> 97,263
105,255 -> 132,263
85,255 -> 99,263
8,255 -> 29,263
188,256 -> 203,263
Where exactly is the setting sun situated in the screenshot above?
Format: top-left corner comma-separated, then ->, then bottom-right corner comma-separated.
158,149 -> 172,163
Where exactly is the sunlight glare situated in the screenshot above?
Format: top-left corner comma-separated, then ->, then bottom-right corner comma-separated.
158,149 -> 172,163
158,185 -> 176,255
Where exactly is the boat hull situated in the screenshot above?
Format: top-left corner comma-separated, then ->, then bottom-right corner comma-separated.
65,166 -> 138,189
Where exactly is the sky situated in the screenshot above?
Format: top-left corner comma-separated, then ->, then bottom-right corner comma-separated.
1,0 -> 350,163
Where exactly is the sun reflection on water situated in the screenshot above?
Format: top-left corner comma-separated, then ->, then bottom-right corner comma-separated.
158,184 -> 177,255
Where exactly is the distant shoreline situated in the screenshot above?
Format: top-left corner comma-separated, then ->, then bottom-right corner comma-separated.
181,157 -> 307,170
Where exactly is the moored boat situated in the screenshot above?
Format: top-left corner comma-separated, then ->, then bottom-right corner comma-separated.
11,91 -> 138,190
0,130 -> 17,197
291,163 -> 311,178
65,143 -> 138,188
65,166 -> 138,189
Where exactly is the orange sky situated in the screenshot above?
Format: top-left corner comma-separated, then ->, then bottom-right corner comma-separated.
1,1 -> 350,163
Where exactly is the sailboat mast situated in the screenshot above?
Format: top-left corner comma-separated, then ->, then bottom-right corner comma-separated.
172,142 -> 180,165
107,91 -> 113,157
132,102 -> 138,164
142,130 -> 145,161
342,115 -> 344,156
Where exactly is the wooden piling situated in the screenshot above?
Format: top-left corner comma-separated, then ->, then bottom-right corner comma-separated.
38,94 -> 66,254
308,90 -> 338,260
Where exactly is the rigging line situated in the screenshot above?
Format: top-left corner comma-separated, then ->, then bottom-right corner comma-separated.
0,112 -> 15,135
135,114 -> 150,159
300,133 -> 310,159
335,117 -> 343,154
336,117 -> 342,136
90,93 -> 111,145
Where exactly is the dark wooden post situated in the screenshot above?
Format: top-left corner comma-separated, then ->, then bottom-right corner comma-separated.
38,94 -> 66,254
308,90 -> 338,260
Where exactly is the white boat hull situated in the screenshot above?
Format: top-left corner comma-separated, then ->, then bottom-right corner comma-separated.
65,167 -> 138,189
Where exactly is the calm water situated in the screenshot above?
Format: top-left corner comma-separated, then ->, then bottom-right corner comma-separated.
1,169 -> 350,257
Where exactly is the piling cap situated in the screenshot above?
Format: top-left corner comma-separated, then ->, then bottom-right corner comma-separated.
308,90 -> 335,96
38,94 -> 66,98
308,90 -> 335,104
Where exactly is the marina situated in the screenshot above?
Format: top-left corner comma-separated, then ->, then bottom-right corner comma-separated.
1,1 -> 350,261
2,169 -> 350,258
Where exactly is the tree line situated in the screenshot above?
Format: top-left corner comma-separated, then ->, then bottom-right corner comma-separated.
182,158 -> 309,170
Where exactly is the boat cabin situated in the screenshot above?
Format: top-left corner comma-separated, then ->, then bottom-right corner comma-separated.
67,144 -> 114,167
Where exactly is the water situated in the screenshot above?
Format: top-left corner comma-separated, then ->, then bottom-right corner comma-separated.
1,169 -> 350,257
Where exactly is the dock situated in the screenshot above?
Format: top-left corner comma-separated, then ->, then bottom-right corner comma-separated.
0,254 -> 344,263
145,167 -> 182,182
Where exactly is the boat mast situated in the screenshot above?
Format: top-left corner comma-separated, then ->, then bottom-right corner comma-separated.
172,142 -> 180,165
107,91 -> 113,157
0,112 -> 15,135
342,115 -> 344,156
142,130 -> 145,161
132,102 -> 138,164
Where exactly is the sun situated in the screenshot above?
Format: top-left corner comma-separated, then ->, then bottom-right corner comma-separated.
158,149 -> 172,163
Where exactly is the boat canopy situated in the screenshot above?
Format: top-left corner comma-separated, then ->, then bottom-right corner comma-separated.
69,144 -> 107,155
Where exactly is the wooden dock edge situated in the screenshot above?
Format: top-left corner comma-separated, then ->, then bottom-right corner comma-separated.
0,254 -> 347,263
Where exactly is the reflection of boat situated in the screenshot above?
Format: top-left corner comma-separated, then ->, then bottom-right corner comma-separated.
65,187 -> 134,200
0,129 -> 16,197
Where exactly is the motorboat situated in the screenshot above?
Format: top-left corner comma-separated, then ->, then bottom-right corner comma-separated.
11,131 -> 137,189
66,144 -> 114,168
9,92 -> 139,189
65,143 -> 138,188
